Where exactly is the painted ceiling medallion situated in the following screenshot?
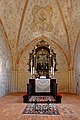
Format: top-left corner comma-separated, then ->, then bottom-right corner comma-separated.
31,5 -> 53,32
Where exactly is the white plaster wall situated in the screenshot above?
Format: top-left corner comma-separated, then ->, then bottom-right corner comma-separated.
0,24 -> 12,97
75,40 -> 80,94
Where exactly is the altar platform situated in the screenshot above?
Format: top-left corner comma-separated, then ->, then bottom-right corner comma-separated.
23,78 -> 62,103
28,96 -> 56,103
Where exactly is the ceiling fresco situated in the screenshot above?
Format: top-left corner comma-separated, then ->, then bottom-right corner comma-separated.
0,0 -> 80,92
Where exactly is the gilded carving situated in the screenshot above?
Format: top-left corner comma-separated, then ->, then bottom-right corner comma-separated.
31,5 -> 53,32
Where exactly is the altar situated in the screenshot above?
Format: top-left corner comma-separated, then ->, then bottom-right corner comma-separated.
28,78 -> 57,95
23,40 -> 62,103
27,40 -> 57,96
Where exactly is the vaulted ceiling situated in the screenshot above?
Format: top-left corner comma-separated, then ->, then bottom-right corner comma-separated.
0,0 -> 80,92
0,0 -> 80,70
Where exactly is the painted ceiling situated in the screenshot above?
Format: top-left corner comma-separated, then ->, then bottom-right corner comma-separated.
0,0 -> 80,70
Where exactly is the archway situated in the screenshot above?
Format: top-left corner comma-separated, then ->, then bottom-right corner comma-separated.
18,36 -> 68,92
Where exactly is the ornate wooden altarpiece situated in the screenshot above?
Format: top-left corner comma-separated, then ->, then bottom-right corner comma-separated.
28,40 -> 57,78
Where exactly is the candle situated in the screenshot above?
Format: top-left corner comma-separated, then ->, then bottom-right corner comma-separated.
31,60 -> 33,76
51,67 -> 53,74
53,59 -> 55,68
33,67 -> 35,74
53,67 -> 54,76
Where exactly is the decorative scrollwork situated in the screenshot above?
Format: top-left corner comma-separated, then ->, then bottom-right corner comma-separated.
28,40 -> 57,78
30,5 -> 53,32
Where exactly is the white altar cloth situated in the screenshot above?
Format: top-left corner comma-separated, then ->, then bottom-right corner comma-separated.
35,78 -> 50,92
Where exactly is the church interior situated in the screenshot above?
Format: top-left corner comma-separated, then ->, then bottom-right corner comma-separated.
0,0 -> 80,119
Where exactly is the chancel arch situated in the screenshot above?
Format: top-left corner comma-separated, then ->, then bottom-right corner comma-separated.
17,36 -> 69,92
17,36 -> 68,67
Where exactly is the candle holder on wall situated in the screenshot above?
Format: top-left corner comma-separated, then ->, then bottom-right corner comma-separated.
28,40 -> 57,79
